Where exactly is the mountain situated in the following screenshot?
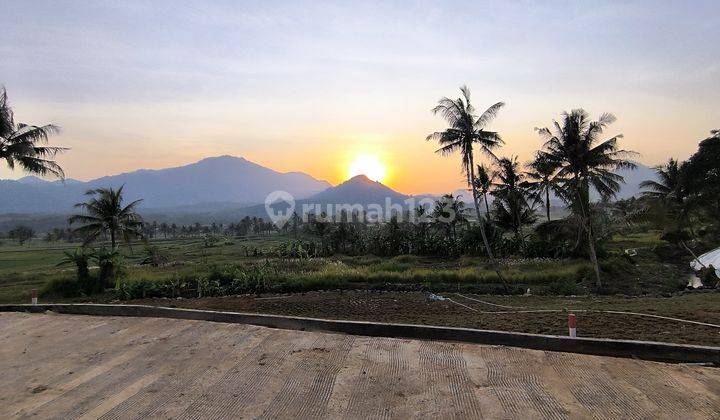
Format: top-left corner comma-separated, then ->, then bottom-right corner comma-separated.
0,156 -> 330,213
17,175 -> 83,185
612,163 -> 658,199
308,175 -> 408,205
0,161 -> 660,231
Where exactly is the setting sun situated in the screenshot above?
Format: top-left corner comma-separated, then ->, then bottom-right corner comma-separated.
348,154 -> 387,183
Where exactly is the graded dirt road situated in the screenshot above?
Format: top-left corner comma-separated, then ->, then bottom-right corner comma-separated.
1,312 -> 718,419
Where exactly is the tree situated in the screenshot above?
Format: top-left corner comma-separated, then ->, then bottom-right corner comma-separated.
524,152 -> 563,222
426,85 -> 508,289
473,163 -> 496,218
140,244 -> 170,267
56,247 -> 93,282
8,225 -> 34,245
68,186 -> 144,250
94,247 -> 123,288
536,110 -> 636,288
0,87 -> 66,178
640,158 -> 685,204
682,130 -> 720,221
431,194 -> 468,244
491,157 -> 537,237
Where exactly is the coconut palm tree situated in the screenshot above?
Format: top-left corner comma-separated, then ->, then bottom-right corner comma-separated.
431,193 -> 468,243
68,186 -> 144,250
56,247 -> 93,281
536,109 -> 636,288
0,87 -> 66,178
426,86 -> 507,288
640,158 -> 685,204
491,157 -> 536,238
473,163 -> 496,218
523,152 -> 563,222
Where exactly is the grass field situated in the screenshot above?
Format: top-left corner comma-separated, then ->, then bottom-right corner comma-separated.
0,231 -> 692,303
1,233 -> 717,345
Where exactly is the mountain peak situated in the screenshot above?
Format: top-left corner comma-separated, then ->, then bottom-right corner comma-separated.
196,155 -> 247,164
309,174 -> 407,204
17,175 -> 47,184
345,174 -> 376,185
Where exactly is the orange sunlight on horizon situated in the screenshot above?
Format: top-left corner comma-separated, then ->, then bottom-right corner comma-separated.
347,154 -> 387,183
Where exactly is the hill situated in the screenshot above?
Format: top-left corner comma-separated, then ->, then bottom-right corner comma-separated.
307,175 -> 408,205
0,156 -> 330,213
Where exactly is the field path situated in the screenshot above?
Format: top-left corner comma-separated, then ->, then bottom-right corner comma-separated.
1,312 -> 718,419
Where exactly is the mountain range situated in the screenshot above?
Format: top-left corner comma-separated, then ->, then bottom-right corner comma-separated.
0,156 -> 331,214
0,155 -> 657,231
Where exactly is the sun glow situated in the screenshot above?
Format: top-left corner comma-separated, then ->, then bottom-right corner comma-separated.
348,154 -> 387,182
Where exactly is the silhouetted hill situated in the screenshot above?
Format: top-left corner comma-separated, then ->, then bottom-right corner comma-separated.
0,156 -> 330,213
0,162 -> 659,232
307,175 -> 408,205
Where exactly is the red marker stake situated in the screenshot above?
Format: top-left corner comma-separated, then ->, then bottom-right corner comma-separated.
568,313 -> 577,338
31,289 -> 38,305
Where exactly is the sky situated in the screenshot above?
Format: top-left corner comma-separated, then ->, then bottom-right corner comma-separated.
1,0 -> 719,194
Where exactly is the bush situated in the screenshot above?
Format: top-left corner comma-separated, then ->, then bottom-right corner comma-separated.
41,277 -> 81,298
546,278 -> 579,295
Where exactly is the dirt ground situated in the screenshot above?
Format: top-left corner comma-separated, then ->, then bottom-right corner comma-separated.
133,291 -> 720,346
2,312 -> 719,419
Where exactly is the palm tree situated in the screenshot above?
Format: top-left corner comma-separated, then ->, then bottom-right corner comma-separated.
0,87 -> 66,178
640,158 -> 694,236
473,163 -> 496,218
491,157 -> 537,238
640,158 -> 685,204
524,152 -> 563,222
56,247 -> 93,281
426,85 -> 507,288
68,186 -> 144,250
536,109 -> 636,288
431,194 -> 468,243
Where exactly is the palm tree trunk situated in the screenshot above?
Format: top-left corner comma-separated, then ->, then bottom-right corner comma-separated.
469,161 -> 508,292
576,184 -> 601,288
483,193 -> 490,219
545,188 -> 551,221
110,230 -> 116,251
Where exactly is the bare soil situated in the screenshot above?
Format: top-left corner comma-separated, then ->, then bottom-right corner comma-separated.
3,312 -> 719,418
133,290 -> 720,346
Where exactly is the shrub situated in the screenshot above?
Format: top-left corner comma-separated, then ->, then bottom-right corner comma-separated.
41,277 -> 81,298
546,278 -> 579,295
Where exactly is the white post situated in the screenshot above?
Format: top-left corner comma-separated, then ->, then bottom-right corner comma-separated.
31,289 -> 38,305
568,313 -> 577,338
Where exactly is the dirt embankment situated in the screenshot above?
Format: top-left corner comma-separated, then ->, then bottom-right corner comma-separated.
133,291 -> 720,346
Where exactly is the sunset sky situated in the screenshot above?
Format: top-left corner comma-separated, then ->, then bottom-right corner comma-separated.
2,1 -> 719,194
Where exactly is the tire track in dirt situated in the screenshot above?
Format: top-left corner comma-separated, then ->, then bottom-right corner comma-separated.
546,352 -> 650,419
418,340 -> 483,419
3,317 -> 175,399
259,334 -> 354,419
0,318 -> 118,396
480,346 -> 568,419
106,326 -> 271,419
605,359 -> 720,418
341,338 -> 415,420
0,316 -> 158,383
97,323 -> 263,419
176,330 -> 307,420
0,314 -> 49,340
19,322 -> 202,418
3,319 -> 193,418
